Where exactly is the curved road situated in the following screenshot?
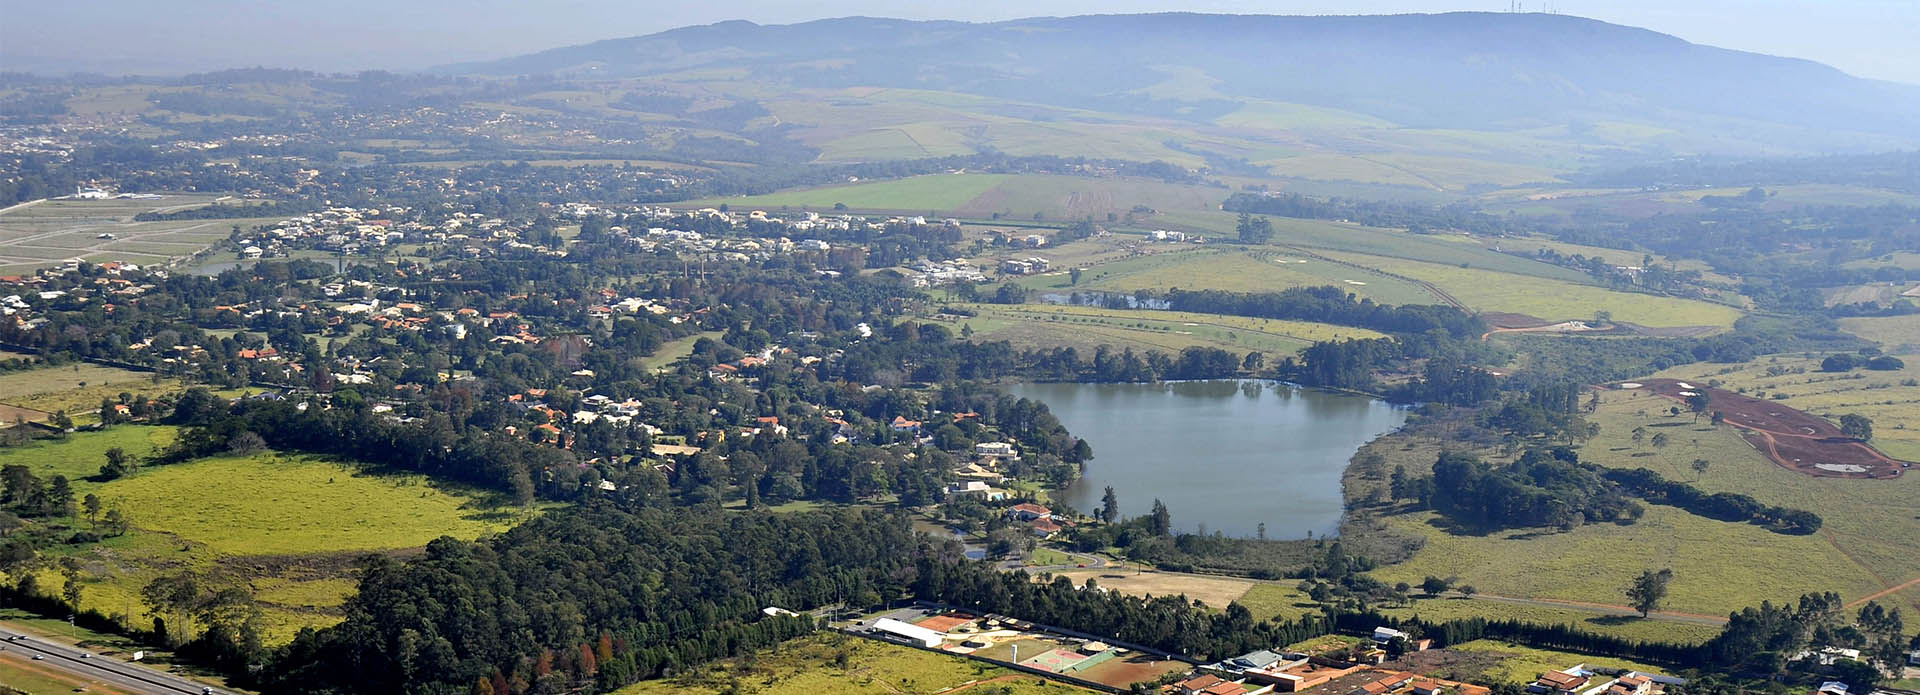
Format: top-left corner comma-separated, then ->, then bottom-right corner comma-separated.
0,624 -> 222,695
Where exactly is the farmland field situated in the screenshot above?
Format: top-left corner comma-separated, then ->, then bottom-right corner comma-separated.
0,196 -> 279,273
615,632 -> 1097,695
1314,251 -> 1745,328
1151,210 -> 1592,282
1051,569 -> 1254,610
1839,315 -> 1920,354
1651,354 -> 1920,467
683,173 -> 1224,220
1371,384 -> 1920,617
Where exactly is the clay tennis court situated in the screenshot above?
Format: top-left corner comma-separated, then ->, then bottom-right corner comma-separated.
913,613 -> 976,632
1628,378 -> 1907,478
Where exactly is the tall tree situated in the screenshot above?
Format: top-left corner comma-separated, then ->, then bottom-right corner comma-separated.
1099,486 -> 1119,524
1149,498 -> 1172,536
1626,568 -> 1673,617
1839,413 -> 1873,441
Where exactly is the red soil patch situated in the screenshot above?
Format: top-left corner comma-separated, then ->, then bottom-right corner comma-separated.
913,613 -> 976,632
1480,312 -> 1553,330
1075,652 -> 1189,688
1627,378 -> 1907,479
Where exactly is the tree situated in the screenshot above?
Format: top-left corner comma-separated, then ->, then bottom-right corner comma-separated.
1421,576 -> 1451,596
1839,414 -> 1873,441
1458,585 -> 1477,598
1691,459 -> 1710,480
82,493 -> 101,526
100,447 -> 136,480
228,431 -> 267,455
1234,213 -> 1274,244
102,508 -> 129,537
1099,486 -> 1119,524
1650,432 -> 1670,449
1625,568 -> 1673,617
1068,267 -> 1083,285
1631,426 -> 1646,446
1686,392 -> 1711,422
1148,498 -> 1171,536
46,476 -> 74,519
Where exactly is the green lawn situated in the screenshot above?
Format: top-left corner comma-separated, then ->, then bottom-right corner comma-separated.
640,330 -> 724,371
1237,583 -> 1319,622
615,632 -> 1096,695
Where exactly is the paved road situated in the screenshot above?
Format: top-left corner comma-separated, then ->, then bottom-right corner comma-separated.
0,625 -> 220,695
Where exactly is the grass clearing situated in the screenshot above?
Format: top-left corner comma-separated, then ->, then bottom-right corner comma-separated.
615,632 -> 1096,695
1237,583 -> 1319,622
4,428 -> 527,644
640,330 -> 724,371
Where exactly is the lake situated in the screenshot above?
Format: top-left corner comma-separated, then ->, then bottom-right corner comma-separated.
1008,380 -> 1407,539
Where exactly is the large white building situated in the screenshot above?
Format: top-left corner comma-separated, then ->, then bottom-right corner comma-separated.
870,618 -> 943,648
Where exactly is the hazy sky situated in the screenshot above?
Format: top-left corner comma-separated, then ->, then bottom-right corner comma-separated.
3,0 -> 1915,84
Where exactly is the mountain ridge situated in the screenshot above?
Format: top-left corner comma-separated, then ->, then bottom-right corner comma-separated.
441,12 -> 1920,147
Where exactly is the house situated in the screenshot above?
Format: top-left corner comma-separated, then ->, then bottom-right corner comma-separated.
1355,671 -> 1415,695
1178,675 -> 1229,695
1371,627 -> 1410,644
1007,503 -> 1051,521
1528,671 -> 1588,695
946,481 -> 1003,499
974,441 -> 1019,460
1814,682 -> 1848,695
1412,681 -> 1446,695
890,416 -> 923,433
1910,648 -> 1920,666
1029,518 -> 1063,537
1606,675 -> 1653,695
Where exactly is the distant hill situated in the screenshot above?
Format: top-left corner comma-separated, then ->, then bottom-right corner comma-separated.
444,13 -> 1920,149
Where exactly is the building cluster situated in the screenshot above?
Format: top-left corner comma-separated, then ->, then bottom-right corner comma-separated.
1526,665 -> 1683,695
999,257 -> 1053,275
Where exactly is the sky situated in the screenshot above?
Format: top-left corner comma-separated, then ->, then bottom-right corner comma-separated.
2,0 -> 1915,85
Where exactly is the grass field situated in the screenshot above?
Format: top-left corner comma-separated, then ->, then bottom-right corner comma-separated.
1374,596 -> 1722,645
1,658 -> 140,694
1839,315 -> 1920,355
4,428 -> 525,644
1236,583 -> 1319,622
615,632 -> 1097,695
640,331 -> 725,372
1441,640 -> 1665,683
947,302 -> 1384,357
1052,569 -> 1253,610
1314,251 -> 1744,328
1371,383 -> 1920,617
0,362 -> 250,426
1151,211 -> 1592,283
683,173 -> 1013,212
1038,247 -> 1442,306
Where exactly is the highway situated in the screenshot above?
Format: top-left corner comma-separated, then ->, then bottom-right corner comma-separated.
0,625 -> 218,695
